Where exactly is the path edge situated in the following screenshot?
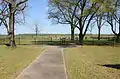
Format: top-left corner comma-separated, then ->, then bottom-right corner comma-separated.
61,48 -> 68,79
15,49 -> 47,79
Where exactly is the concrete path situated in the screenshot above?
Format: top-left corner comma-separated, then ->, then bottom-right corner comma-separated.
16,46 -> 66,79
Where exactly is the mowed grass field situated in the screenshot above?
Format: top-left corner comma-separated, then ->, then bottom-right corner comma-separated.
64,46 -> 120,79
0,45 -> 44,79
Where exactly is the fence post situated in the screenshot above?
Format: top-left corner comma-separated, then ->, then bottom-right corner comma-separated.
113,36 -> 116,47
19,35 -> 20,45
51,37 -> 52,44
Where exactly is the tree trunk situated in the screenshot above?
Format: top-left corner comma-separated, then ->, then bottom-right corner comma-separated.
8,3 -> 16,47
98,28 -> 101,40
79,33 -> 84,45
71,25 -> 74,41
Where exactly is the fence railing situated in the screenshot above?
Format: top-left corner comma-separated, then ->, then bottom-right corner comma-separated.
0,35 -> 119,46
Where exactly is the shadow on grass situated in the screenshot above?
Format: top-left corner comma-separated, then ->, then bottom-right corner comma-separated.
99,64 -> 120,69
31,41 -> 73,45
31,41 -> 79,48
84,40 -> 114,46
58,44 -> 78,48
1,38 -> 119,46
31,40 -> 116,46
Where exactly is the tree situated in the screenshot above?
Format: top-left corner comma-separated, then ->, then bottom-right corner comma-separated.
106,0 -> 120,42
75,0 -> 115,44
49,0 -> 116,45
73,0 -> 101,45
48,0 -> 79,41
34,23 -> 39,44
48,0 -> 99,44
96,13 -> 105,40
0,2 -> 9,33
0,0 -> 28,47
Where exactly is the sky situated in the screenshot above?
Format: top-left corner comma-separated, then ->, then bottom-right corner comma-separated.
0,0 -> 114,34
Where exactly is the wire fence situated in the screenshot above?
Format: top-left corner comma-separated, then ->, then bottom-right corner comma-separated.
0,34 -> 120,46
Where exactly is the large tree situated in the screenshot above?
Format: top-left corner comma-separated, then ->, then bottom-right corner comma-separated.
106,0 -> 120,42
48,0 -> 79,41
49,0 -> 116,45
48,0 -> 99,44
72,0 -> 100,45
76,0 -> 115,44
0,0 -> 28,47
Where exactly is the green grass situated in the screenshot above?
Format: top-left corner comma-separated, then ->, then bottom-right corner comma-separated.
0,45 -> 44,79
64,46 -> 120,79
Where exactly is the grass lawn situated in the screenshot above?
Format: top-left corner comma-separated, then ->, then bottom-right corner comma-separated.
0,45 -> 44,79
64,46 -> 120,79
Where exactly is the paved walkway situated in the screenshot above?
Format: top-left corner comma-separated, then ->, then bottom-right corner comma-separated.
16,46 -> 66,79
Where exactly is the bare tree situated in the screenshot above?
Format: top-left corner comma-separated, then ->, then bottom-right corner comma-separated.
34,23 -> 39,44
0,0 -> 28,47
